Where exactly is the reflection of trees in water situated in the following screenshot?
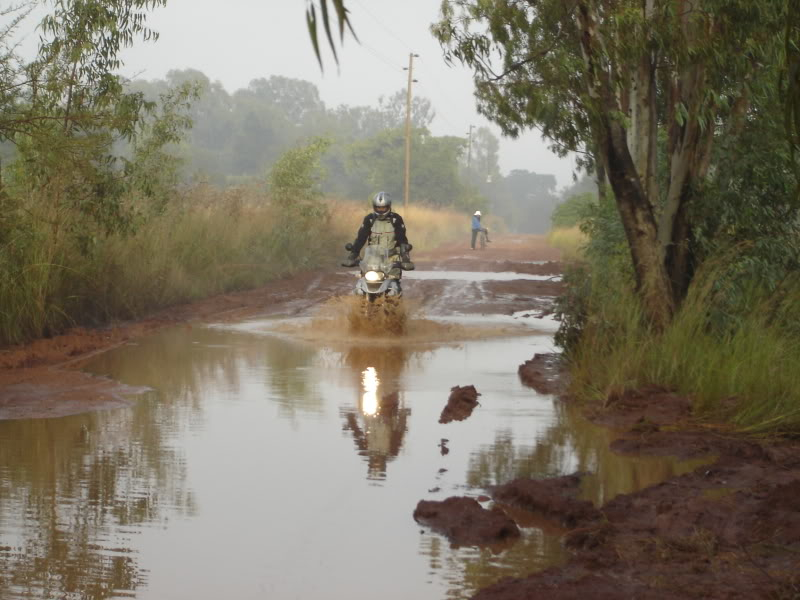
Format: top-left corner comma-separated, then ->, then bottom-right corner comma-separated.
467,401 -> 705,505
0,406 -> 193,599
0,325 -> 323,599
338,345 -> 416,481
419,399 -> 709,597
258,332 -> 325,421
418,527 -> 567,600
94,326 -> 325,423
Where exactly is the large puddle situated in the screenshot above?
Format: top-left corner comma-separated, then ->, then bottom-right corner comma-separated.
0,311 -> 705,599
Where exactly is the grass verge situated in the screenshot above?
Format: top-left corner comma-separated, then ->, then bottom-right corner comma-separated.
546,226 -> 585,261
565,266 -> 800,436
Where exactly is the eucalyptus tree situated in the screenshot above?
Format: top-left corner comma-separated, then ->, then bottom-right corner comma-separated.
432,0 -> 790,328
1,0 -> 187,239
787,0 -> 800,159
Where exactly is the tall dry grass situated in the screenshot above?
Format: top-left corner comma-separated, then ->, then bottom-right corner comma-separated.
329,199 -> 470,252
546,226 -> 586,261
0,187 -> 467,346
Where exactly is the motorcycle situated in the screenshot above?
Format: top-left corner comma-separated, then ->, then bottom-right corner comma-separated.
344,243 -> 414,302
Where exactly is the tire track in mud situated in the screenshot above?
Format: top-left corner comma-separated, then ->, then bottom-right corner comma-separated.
414,279 -> 482,317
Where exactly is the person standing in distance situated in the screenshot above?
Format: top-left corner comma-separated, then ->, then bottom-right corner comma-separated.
471,210 -> 491,249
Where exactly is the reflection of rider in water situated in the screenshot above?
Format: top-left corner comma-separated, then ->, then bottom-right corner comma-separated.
340,346 -> 411,481
341,192 -> 415,280
342,388 -> 410,481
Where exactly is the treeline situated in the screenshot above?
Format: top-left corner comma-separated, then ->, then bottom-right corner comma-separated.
128,69 -> 560,232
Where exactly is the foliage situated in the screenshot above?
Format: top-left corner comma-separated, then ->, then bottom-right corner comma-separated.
551,193 -> 595,229
487,169 -> 558,234
545,226 -> 585,262
786,0 -> 800,161
269,137 -> 330,219
0,0 -> 202,343
305,0 -> 357,68
434,0 -> 795,327
564,260 -> 800,435
347,127 -> 468,207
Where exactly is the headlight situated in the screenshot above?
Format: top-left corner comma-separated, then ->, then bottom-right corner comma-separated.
365,270 -> 384,282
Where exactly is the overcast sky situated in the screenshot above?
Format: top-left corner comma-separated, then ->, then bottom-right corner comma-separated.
19,0 -> 578,188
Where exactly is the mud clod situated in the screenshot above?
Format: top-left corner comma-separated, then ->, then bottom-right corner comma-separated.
438,438 -> 450,455
413,496 -> 520,547
518,353 -> 566,395
490,473 -> 600,529
439,385 -> 481,424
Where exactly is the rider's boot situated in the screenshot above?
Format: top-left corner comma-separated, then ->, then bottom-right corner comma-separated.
341,252 -> 359,267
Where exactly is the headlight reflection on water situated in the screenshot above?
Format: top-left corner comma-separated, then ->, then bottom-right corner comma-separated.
361,367 -> 380,416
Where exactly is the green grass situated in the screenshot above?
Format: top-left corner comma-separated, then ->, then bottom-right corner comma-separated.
567,267 -> 800,435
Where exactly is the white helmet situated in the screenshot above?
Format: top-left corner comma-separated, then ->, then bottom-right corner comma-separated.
474,210 -> 481,216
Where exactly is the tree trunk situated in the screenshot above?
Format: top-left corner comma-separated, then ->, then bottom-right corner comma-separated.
578,1 -> 674,328
603,117 -> 675,329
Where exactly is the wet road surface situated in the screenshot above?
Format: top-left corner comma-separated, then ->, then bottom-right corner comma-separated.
0,237 -> 706,599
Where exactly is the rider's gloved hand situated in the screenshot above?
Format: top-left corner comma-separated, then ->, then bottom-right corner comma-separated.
341,252 -> 359,268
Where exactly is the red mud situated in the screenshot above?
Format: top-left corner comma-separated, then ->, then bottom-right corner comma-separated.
490,474 -> 600,529
4,234 -> 798,599
476,369 -> 800,599
517,353 -> 568,395
439,385 -> 481,424
413,496 -> 520,548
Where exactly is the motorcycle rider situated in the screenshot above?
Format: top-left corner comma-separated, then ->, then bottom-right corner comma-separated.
471,210 -> 491,249
341,192 -> 415,276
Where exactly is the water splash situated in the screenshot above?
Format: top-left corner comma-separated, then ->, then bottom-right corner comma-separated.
273,296 -> 529,345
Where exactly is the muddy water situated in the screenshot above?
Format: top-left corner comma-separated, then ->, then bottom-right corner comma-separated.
404,271 -> 561,282
0,310 -> 703,600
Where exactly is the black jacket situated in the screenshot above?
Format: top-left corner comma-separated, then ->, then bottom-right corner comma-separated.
351,212 -> 410,254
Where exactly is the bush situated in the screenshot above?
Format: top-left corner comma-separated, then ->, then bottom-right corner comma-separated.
551,192 -> 596,228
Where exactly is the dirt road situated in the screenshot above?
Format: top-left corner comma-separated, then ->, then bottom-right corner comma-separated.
0,235 -> 562,419
2,234 -> 797,600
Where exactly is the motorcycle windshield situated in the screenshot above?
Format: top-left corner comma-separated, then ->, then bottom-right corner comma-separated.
362,246 -> 390,272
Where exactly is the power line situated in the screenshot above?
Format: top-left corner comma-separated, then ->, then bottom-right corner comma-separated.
348,0 -> 473,137
359,40 -> 405,72
351,0 -> 415,52
415,81 -> 466,134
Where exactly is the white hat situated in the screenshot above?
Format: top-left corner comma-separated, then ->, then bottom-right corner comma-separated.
474,210 -> 481,216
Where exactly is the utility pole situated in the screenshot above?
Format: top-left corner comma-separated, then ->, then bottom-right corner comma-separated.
466,124 -> 475,171
403,52 -> 418,212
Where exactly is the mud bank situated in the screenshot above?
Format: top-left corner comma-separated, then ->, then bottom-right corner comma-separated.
468,357 -> 800,599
